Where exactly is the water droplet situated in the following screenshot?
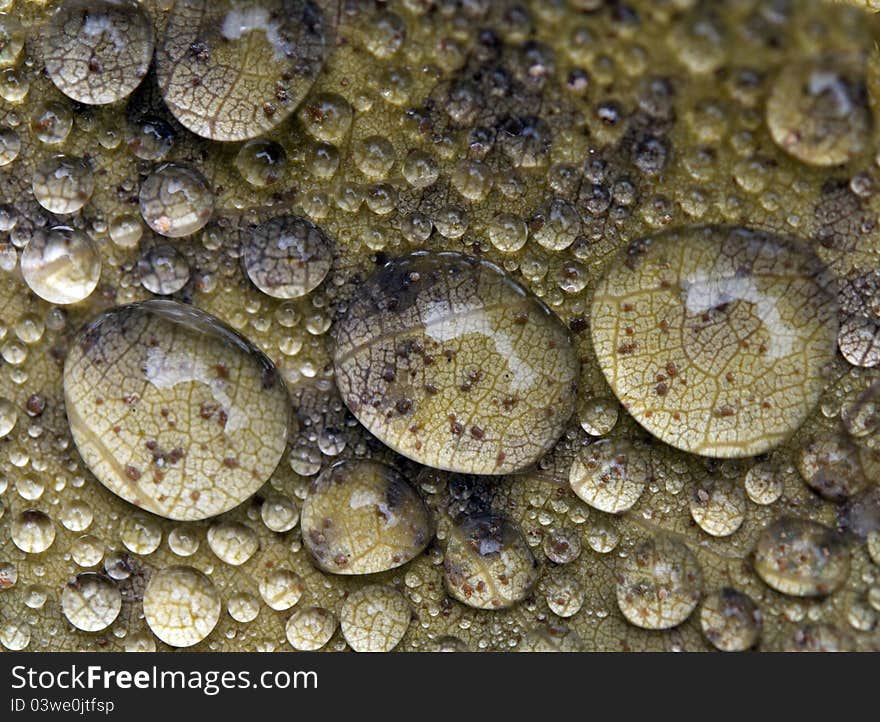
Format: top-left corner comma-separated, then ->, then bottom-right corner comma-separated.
299,93 -> 352,144
0,12 -> 25,67
0,620 -> 30,650
11,510 -> 56,554
167,526 -> 200,557
44,0 -> 154,105
235,138 -> 287,187
143,566 -> 221,647
21,226 -> 101,305
157,0 -> 330,141
0,126 -> 20,166
544,572 -> 584,618
518,623 -> 584,652
689,477 -> 746,537
569,439 -> 649,514
444,513 -> 538,610
577,396 -> 619,436
71,534 -> 105,567
616,535 -> 702,630
353,135 -> 396,179
227,592 -> 260,623
243,215 -> 333,299
488,212 -> 528,253
0,396 -> 17,438
63,301 -> 290,520
137,244 -> 191,296
744,461 -> 784,505
207,521 -> 258,566
591,226 -> 838,457
259,568 -> 304,611
286,606 -> 337,651
530,198 -> 580,251
139,163 -> 213,238
0,561 -> 17,590
796,434 -> 867,501
699,588 -> 762,652
61,573 -> 121,632
119,513 -> 162,555
402,149 -> 439,189
32,155 -> 94,214
767,54 -> 871,166
334,252 -> 579,474
754,517 -> 849,597
340,584 -> 410,652
260,494 -> 299,532
302,460 -> 432,575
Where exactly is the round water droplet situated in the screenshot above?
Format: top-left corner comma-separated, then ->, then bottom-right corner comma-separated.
530,197 -> 581,251
591,226 -> 838,457
334,252 -> 579,474
235,139 -> 287,187
689,477 -> 746,537
243,215 -> 333,299
260,495 -> 299,532
207,521 -> 258,566
299,92 -> 352,143
137,244 -> 191,296
0,12 -> 25,67
63,300 -> 290,521
0,620 -> 30,650
127,117 -> 174,161
444,512 -> 539,610
44,0 -> 154,105
838,314 -> 880,368
61,573 -> 121,632
32,155 -> 94,214
21,226 -> 101,305
569,438 -> 649,514
301,460 -> 432,575
60,500 -> 93,532
143,566 -> 221,648
167,526 -> 199,557
71,534 -> 104,567
754,517 -> 849,597
842,382 -> 880,442
0,561 -> 17,590
402,149 -> 439,189
340,585 -> 410,652
120,513 -> 162,555
11,510 -> 56,554
767,54 -> 871,167
353,135 -> 396,179
542,527 -> 581,564
488,212 -> 528,253
616,535 -> 702,630
577,396 -> 619,437
544,572 -> 584,617
699,588 -> 762,652
744,461 -> 784,505
796,435 -> 867,501
0,396 -> 17,438
286,606 -> 337,651
0,126 -> 20,166
157,0 -> 330,141
259,569 -> 303,610
139,163 -> 214,238
109,214 -> 143,249
227,592 -> 260,623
